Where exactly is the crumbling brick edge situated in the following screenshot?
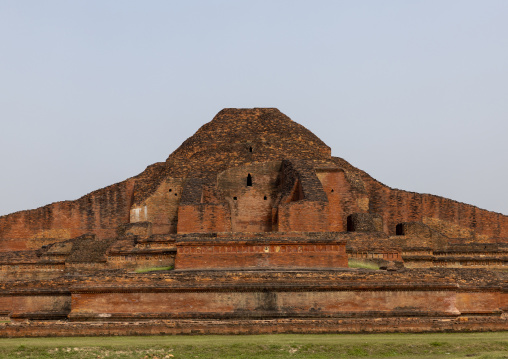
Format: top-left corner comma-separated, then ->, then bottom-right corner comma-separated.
1,317 -> 507,337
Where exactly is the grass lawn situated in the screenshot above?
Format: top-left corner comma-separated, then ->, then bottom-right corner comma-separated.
0,332 -> 506,358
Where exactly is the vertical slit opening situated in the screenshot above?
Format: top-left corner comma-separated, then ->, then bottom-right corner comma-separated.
247,173 -> 253,186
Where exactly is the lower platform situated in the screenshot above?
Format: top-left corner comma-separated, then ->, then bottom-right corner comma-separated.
1,316 -> 507,337
1,268 -> 506,335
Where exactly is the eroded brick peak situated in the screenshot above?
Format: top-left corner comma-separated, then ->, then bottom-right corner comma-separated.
131,108 -> 333,205
165,108 -> 331,174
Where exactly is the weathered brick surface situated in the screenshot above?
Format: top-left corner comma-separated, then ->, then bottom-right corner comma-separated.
217,162 -> 281,232
0,108 -> 507,335
10,294 -> 70,321
175,237 -> 348,270
1,316 -> 507,337
2,108 -> 507,249
456,291 -> 502,315
69,290 -> 460,321
362,176 -> 508,241
316,168 -> 361,232
0,268 -> 505,334
0,180 -> 135,250
177,204 -> 231,233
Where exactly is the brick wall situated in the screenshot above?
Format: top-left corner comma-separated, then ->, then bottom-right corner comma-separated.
316,168 -> 361,232
218,162 -> 281,232
175,240 -> 348,270
278,201 -> 330,232
0,180 -> 135,251
1,317 -> 507,337
177,204 -> 231,233
69,289 -> 460,321
364,178 -> 508,241
130,178 -> 185,234
10,293 -> 70,321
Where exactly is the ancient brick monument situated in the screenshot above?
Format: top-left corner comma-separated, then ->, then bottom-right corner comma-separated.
0,108 -> 506,336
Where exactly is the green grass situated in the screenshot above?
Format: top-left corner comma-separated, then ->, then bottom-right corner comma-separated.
348,259 -> 380,270
134,266 -> 174,273
0,332 -> 506,358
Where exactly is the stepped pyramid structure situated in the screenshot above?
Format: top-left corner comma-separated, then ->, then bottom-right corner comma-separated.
0,108 -> 506,336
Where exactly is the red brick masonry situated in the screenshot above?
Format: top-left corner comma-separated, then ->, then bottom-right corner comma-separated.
175,237 -> 348,270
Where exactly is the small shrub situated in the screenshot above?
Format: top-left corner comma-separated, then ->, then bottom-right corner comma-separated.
134,266 -> 174,273
348,259 -> 380,270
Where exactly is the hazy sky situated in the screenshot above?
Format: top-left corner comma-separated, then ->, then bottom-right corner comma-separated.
1,1 -> 507,217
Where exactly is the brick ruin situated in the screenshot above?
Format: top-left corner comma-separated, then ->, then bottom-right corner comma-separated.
0,108 -> 506,336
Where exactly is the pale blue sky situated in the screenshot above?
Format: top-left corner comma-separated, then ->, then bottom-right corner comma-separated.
1,1 -> 507,216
